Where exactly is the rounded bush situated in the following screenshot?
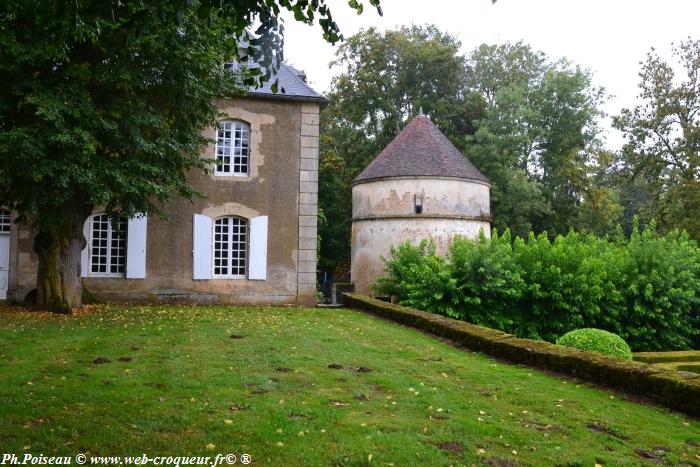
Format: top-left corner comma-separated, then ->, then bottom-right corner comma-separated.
556,328 -> 633,361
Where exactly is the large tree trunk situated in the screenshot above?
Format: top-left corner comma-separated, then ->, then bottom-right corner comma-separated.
33,201 -> 92,313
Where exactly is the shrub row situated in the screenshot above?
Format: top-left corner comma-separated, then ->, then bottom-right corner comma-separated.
342,293 -> 700,417
372,224 -> 700,351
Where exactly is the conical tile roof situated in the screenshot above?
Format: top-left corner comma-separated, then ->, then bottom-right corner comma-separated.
353,115 -> 488,184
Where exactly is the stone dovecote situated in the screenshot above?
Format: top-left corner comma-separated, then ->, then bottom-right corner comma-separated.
351,114 -> 491,295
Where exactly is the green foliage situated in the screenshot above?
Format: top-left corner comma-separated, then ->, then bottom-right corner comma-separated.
557,328 -> 633,361
319,25 -> 469,273
373,225 -> 700,351
319,32 -> 616,274
0,0 -> 378,226
614,38 -> 700,241
464,42 -> 613,238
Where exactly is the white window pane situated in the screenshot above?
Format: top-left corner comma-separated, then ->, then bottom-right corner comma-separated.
212,216 -> 247,278
214,121 -> 250,175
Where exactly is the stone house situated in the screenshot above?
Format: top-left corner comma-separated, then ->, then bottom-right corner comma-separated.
0,64 -> 324,306
351,113 -> 491,295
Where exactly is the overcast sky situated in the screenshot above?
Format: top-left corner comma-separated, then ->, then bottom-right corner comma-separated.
280,0 -> 699,150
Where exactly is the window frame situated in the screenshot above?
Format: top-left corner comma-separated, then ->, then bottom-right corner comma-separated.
212,216 -> 248,279
0,210 -> 10,233
214,120 -> 250,177
87,214 -> 128,278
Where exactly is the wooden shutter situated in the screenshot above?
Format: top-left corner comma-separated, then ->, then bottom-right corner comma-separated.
248,215 -> 268,280
80,218 -> 90,278
126,214 -> 148,279
193,214 -> 212,280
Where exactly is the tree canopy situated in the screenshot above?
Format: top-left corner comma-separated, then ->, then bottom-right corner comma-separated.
614,38 -> 700,240
319,25 -> 471,273
319,29 -> 614,274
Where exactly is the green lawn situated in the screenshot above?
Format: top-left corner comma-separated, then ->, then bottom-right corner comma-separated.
0,305 -> 698,466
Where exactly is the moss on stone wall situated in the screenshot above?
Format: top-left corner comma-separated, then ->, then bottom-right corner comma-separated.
342,293 -> 700,417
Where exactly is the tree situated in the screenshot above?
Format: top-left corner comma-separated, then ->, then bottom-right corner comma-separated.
319,25 -> 474,273
464,42 -> 611,237
0,0 -> 380,311
614,38 -> 700,240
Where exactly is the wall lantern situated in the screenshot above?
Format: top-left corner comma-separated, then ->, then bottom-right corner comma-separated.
414,194 -> 423,214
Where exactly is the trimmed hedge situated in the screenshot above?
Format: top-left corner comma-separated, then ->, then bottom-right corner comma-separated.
372,225 -> 700,351
651,362 -> 700,374
342,293 -> 700,417
634,351 -> 700,364
557,328 -> 633,361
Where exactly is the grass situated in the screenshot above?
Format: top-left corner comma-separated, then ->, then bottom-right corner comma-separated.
0,305 -> 698,466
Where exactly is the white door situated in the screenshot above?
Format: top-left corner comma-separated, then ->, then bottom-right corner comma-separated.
0,210 -> 9,299
0,234 -> 9,300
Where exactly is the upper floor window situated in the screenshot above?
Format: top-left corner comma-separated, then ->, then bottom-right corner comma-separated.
0,210 -> 10,233
88,214 -> 127,276
213,216 -> 248,278
215,121 -> 249,176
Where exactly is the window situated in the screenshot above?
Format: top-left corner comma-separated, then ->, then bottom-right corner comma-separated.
213,217 -> 247,278
0,210 -> 10,233
215,121 -> 249,175
89,214 -> 127,276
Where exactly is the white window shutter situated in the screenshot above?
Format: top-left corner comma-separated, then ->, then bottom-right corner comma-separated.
249,215 -> 268,281
193,214 -> 213,280
126,214 -> 148,279
80,218 -> 90,278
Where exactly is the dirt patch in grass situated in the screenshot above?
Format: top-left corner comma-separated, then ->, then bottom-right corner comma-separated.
353,393 -> 368,401
287,411 -> 313,420
436,441 -> 464,454
118,356 -> 132,362
587,422 -> 629,440
356,366 -> 371,373
93,357 -> 110,365
521,420 -> 560,432
327,363 -> 343,369
25,418 -> 46,428
229,334 -> 244,339
635,447 -> 670,461
229,403 -> 250,412
274,367 -> 292,373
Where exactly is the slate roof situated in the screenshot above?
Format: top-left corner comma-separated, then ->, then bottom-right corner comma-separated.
247,63 -> 326,104
353,115 -> 489,184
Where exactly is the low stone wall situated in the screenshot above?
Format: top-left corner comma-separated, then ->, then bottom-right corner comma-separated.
634,351 -> 700,363
342,293 -> 700,417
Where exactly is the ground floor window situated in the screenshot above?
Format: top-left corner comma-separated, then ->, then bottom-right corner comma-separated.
213,216 -> 247,278
89,214 -> 127,276
0,210 -> 10,233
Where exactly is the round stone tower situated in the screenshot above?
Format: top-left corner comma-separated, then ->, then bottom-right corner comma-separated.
351,114 -> 491,295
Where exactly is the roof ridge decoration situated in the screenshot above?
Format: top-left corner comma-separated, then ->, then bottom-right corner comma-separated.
353,114 -> 489,184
